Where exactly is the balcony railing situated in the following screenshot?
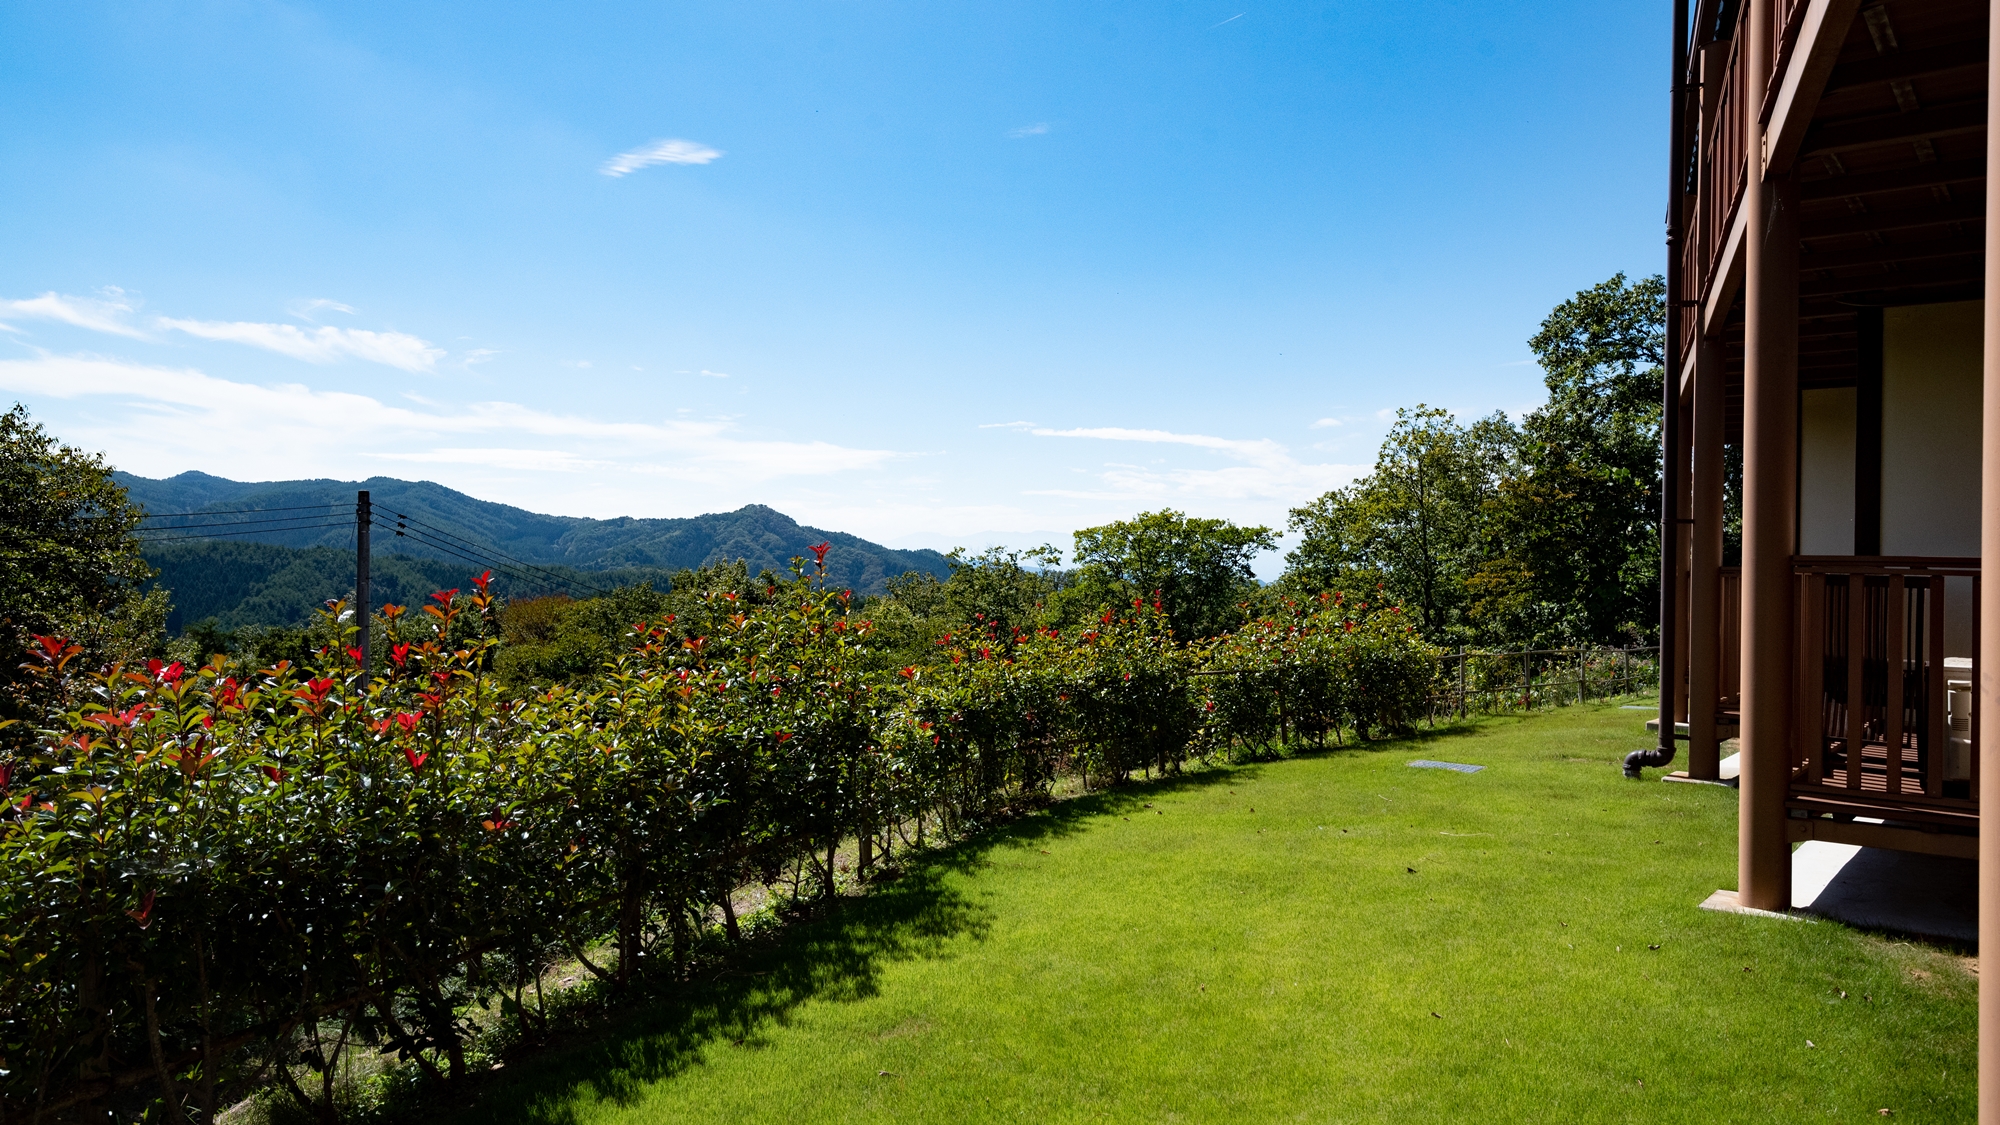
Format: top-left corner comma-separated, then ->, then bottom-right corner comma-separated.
1789,557 -> 1980,828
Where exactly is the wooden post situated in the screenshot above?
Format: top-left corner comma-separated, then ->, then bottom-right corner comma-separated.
1675,382 -> 1694,725
356,490 -> 372,676
1459,647 -> 1468,719
1689,335 -> 1726,779
1981,5 -> 2000,1110
1738,0 -> 1799,913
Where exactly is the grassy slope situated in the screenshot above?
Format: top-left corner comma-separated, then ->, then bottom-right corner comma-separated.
459,703 -> 1976,1124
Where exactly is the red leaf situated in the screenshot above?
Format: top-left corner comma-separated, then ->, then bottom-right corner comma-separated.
402,746 -> 429,772
127,889 -> 156,929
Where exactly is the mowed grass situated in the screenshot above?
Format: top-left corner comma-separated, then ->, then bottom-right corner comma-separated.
453,703 -> 1976,1124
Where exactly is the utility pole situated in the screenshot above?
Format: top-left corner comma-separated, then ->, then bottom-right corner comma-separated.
356,490 -> 372,676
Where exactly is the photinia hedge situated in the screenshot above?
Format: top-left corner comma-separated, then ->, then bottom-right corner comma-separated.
0,560 -> 1438,1122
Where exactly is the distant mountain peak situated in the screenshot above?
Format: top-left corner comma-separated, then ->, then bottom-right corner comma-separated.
120,472 -> 949,629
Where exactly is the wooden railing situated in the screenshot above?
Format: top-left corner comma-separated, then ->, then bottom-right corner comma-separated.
1761,0 -> 1810,122
1720,565 -> 1741,705
1789,557 -> 1980,828
1679,17 -> 1750,356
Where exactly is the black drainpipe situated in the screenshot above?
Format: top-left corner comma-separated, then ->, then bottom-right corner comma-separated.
1627,0 -> 1691,779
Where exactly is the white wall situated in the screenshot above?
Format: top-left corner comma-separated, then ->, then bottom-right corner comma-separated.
1882,300 -> 1982,558
1882,299 -> 1982,660
1798,386 -> 1855,555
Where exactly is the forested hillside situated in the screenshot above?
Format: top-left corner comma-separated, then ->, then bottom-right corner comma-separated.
144,541 -> 676,633
119,472 -> 952,628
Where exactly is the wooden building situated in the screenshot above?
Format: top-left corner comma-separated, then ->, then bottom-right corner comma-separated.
1661,0 -> 1997,1107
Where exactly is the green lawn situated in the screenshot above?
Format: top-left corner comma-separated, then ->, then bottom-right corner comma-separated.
453,703 -> 1976,1124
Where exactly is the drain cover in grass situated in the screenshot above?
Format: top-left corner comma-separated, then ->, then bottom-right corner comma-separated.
1408,759 -> 1484,774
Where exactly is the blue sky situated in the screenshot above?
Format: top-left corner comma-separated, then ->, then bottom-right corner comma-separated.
0,1 -> 1662,569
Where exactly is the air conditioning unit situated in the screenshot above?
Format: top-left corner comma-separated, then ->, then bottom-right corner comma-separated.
1945,656 -> 1973,782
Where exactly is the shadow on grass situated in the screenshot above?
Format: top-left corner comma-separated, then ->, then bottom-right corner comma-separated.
429,767 -> 1254,1124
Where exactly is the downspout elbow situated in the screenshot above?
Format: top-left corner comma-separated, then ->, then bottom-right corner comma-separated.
1623,743 -> 1676,779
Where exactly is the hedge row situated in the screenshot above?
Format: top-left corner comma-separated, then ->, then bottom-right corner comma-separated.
0,572 -> 1437,1122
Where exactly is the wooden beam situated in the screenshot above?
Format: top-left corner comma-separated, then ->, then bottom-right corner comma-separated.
1799,156 -> 1984,200
1702,200 -> 1748,341
1801,233 -> 1985,270
1801,99 -> 1988,158
1766,0 -> 1866,174
1801,196 -> 1987,239
1786,816 -> 1978,859
1798,256 -> 1982,297
1828,39 -> 1988,93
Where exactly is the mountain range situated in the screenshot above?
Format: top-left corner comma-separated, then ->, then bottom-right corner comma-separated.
118,472 -> 953,632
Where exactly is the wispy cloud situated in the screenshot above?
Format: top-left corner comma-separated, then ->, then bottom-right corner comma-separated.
0,289 -> 147,338
1209,12 -> 1244,29
1024,425 -> 1364,507
1031,426 -> 1283,462
601,138 -> 724,177
0,353 -> 896,492
979,420 -> 1037,429
287,298 -> 356,323
698,369 -> 731,379
1007,123 -> 1050,138
156,318 -> 445,372
1309,417 -> 1343,428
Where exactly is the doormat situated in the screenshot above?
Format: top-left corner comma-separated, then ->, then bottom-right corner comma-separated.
1408,759 -> 1484,773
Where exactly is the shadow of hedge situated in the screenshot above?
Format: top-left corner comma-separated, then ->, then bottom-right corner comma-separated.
425,765 -> 1252,1124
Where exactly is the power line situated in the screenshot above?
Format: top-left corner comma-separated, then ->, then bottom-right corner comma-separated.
138,503 -> 342,519
136,521 -> 354,544
389,512 -> 610,597
370,519 -> 579,598
134,511 -> 348,531
383,512 -> 614,598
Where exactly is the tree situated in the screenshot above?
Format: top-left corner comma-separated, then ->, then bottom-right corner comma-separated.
1482,272 -> 1664,644
1284,406 -> 1515,638
1059,510 -> 1275,641
0,405 -> 164,745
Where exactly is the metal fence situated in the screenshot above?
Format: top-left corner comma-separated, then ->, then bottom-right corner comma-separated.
1435,645 -> 1660,720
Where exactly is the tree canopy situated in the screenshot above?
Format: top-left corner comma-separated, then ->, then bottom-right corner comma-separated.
1282,273 -> 1665,648
0,404 -> 164,744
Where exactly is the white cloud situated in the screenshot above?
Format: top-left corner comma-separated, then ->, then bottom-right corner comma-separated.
698,369 -> 730,379
1032,426 -> 1285,463
1025,425 -> 1364,510
288,298 -> 356,322
371,448 -> 599,473
0,353 -> 896,495
1007,123 -> 1050,138
1310,417 -> 1343,428
0,289 -> 147,338
156,318 -> 445,372
979,420 -> 1036,429
601,138 -> 724,177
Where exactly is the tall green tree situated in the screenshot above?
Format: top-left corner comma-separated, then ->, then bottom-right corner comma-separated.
1285,406 -> 1515,638
1058,510 -> 1275,641
1475,273 -> 1664,644
0,405 -> 164,745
